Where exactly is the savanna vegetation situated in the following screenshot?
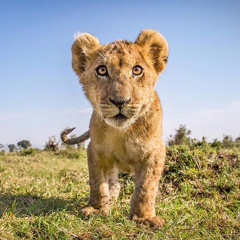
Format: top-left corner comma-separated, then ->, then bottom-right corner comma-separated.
0,125 -> 239,239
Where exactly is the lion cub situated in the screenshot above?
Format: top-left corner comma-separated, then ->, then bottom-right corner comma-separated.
62,30 -> 169,229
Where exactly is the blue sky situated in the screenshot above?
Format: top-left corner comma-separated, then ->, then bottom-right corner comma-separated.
0,1 -> 240,148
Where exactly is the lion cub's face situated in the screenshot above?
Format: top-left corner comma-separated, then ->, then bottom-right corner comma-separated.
72,30 -> 168,128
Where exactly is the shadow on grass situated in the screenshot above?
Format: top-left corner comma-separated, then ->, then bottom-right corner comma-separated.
0,193 -> 88,218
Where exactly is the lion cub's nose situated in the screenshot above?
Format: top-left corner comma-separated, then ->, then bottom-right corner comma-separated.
110,98 -> 131,109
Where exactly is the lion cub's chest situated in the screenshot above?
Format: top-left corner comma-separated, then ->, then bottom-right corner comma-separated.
94,132 -> 149,173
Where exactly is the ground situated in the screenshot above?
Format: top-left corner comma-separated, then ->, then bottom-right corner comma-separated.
0,146 -> 239,239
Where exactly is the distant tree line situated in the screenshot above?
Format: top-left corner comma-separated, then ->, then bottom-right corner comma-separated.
1,135 -> 86,154
168,124 -> 240,148
2,140 -> 32,153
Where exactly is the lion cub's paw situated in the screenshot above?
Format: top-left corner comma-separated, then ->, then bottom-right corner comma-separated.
133,215 -> 165,230
81,206 -> 99,219
81,205 -> 110,219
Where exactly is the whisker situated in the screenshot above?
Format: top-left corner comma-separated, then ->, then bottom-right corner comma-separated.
70,106 -> 92,113
98,51 -> 105,59
78,110 -> 92,118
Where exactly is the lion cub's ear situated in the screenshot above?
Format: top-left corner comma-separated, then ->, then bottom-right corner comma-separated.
72,33 -> 100,75
135,30 -> 169,75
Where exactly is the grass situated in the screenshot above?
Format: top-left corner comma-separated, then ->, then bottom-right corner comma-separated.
0,146 -> 239,239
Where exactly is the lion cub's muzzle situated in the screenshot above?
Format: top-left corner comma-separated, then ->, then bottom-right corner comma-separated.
100,97 -> 141,128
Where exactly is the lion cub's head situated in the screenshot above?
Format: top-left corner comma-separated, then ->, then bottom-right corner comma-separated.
72,30 -> 168,128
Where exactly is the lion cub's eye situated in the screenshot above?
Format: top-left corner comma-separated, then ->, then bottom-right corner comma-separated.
132,65 -> 143,76
96,65 -> 108,76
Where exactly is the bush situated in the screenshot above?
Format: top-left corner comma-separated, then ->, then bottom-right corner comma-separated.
56,148 -> 87,160
19,148 -> 40,156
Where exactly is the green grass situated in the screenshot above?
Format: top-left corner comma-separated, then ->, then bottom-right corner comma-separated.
0,146 -> 239,239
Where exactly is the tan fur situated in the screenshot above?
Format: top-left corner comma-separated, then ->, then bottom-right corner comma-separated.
66,30 -> 169,229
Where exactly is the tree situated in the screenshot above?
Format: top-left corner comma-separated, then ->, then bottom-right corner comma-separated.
0,143 -> 5,154
200,136 -> 208,145
8,144 -> 17,152
223,135 -> 233,143
235,135 -> 240,142
17,140 -> 31,149
222,135 -> 233,147
211,138 -> 222,148
168,124 -> 192,146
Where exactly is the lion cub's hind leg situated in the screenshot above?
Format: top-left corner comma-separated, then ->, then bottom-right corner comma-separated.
108,166 -> 121,201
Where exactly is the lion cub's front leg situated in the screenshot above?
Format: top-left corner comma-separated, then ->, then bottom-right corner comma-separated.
81,173 -> 110,218
81,147 -> 120,218
130,151 -> 166,229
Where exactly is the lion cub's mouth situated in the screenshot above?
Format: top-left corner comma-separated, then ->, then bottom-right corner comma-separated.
104,113 -> 134,128
102,106 -> 138,128
112,113 -> 128,120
